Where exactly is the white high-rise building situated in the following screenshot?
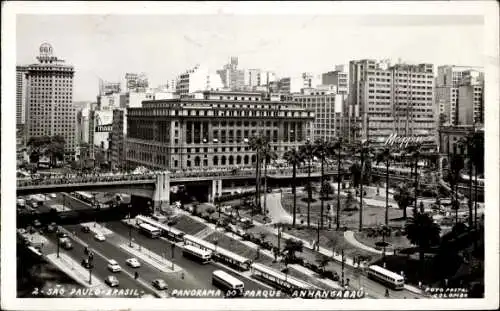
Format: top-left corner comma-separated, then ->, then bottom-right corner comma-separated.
24,43 -> 77,157
16,65 -> 28,127
176,65 -> 224,96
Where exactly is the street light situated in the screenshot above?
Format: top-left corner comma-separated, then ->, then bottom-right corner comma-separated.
128,204 -> 133,247
341,249 -> 345,288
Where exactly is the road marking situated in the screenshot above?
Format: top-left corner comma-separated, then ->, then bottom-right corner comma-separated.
58,227 -> 168,298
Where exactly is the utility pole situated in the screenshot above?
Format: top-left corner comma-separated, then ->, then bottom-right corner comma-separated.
341,249 -> 345,287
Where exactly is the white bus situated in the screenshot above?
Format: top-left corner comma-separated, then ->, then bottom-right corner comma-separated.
138,223 -> 161,238
182,244 -> 212,264
212,270 -> 244,297
75,191 -> 94,205
135,215 -> 185,241
250,263 -> 317,292
366,265 -> 405,290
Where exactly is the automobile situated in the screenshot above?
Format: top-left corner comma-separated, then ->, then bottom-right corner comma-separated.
105,275 -> 119,287
49,193 -> 57,198
59,236 -> 70,244
33,219 -> 42,227
94,233 -> 106,241
126,258 -> 141,268
61,240 -> 73,250
57,231 -> 68,238
46,223 -> 57,233
152,279 -> 168,290
81,258 -> 93,269
107,259 -> 122,272
81,225 -> 91,233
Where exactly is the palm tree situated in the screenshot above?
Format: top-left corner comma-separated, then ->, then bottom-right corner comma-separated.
314,139 -> 332,229
470,129 -> 484,230
299,141 -> 316,228
262,143 -> 278,215
449,152 -> 464,225
376,146 -> 396,226
405,208 -> 441,266
350,140 -> 372,231
248,135 -> 267,215
404,143 -> 423,213
330,138 -> 344,230
393,183 -> 413,220
283,148 -> 304,226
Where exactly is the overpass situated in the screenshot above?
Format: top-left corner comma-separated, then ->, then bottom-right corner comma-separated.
17,169 -> 346,213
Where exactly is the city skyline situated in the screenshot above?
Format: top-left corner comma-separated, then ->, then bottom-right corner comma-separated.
16,13 -> 484,102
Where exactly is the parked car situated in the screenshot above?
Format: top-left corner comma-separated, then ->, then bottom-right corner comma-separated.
105,275 -> 119,287
152,279 -> 168,290
61,240 -> 73,250
126,258 -> 141,268
57,231 -> 68,239
94,233 -> 106,241
49,193 -> 57,198
107,259 -> 122,272
46,223 -> 57,233
33,219 -> 42,227
81,258 -> 93,269
81,225 -> 91,233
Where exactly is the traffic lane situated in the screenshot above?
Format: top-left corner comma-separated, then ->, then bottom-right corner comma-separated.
52,228 -> 152,296
106,221 -> 270,292
66,223 -> 200,292
42,231 -> 130,291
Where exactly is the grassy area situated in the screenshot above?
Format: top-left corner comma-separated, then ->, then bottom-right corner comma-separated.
172,215 -> 207,235
282,192 -> 406,229
353,231 -> 413,250
284,228 -> 377,260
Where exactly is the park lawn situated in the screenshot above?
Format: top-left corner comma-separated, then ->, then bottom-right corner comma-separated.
353,231 -> 413,250
282,192 -> 406,229
172,215 -> 207,235
284,228 -> 378,260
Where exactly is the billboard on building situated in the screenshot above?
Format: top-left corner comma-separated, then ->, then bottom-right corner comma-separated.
125,73 -> 149,91
100,81 -> 121,95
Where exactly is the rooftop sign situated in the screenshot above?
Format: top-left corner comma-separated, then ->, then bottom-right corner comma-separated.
385,133 -> 424,148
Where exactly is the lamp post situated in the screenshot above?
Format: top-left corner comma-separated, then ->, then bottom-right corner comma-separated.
128,204 -> 133,247
57,237 -> 60,258
341,249 -> 345,287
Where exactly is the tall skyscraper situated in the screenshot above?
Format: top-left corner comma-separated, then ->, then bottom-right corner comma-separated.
216,57 -> 245,91
458,70 -> 484,125
16,65 -> 28,128
349,59 -> 435,147
322,70 -> 348,94
24,43 -> 76,157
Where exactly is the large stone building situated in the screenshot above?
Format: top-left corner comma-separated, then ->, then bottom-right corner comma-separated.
110,109 -> 127,170
125,91 -> 315,170
458,70 -> 484,125
23,43 -> 76,157
291,88 -> 346,141
348,59 -> 436,148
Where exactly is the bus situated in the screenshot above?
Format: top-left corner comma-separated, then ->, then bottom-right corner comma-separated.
138,223 -> 161,238
212,270 -> 244,297
183,235 -> 251,271
250,263 -> 317,293
74,191 -> 94,205
182,244 -> 212,264
135,215 -> 185,242
366,265 -> 405,290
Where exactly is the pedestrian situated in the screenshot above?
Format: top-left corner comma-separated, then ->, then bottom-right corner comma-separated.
418,281 -> 422,289
134,271 -> 139,280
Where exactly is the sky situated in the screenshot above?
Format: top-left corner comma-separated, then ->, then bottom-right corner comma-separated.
16,11 -> 485,102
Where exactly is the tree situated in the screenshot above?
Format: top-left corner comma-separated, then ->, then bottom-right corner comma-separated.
284,148 -> 304,226
393,183 -> 413,220
448,152 -> 464,224
405,209 -> 441,265
321,181 -> 333,200
283,239 -> 304,261
248,134 -> 268,215
262,142 -> 277,215
404,143 -> 423,214
316,254 -> 332,272
349,163 -> 362,189
376,146 -> 396,226
314,138 -> 332,228
350,140 -> 373,231
330,138 -> 345,230
299,141 -> 316,228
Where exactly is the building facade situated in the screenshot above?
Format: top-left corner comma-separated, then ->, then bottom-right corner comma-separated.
348,59 -> 436,148
216,57 -> 246,91
291,88 -> 346,141
110,108 -> 127,170
177,65 -> 224,96
279,73 -> 321,94
16,65 -> 28,127
458,70 -> 484,125
435,65 -> 483,125
24,43 -> 76,157
125,91 -> 315,170
322,70 -> 348,94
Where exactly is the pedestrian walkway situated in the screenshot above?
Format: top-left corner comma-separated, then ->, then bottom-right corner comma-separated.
46,253 -> 105,290
264,193 -> 293,225
118,243 -> 182,274
21,232 -> 49,246
343,231 -> 383,255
